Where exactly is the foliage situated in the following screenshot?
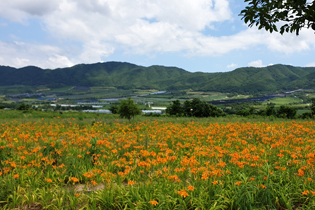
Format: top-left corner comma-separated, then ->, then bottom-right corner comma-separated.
237,106 -> 256,116
166,100 -> 183,116
166,98 -> 225,117
53,105 -> 95,111
277,105 -> 297,119
109,105 -> 119,114
17,103 -> 31,111
118,97 -> 141,121
240,0 -> 315,35
223,101 -> 262,115
311,98 -> 315,117
265,105 -> 276,116
227,92 -> 238,98
143,113 -> 162,117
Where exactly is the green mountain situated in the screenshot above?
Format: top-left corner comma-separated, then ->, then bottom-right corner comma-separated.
0,62 -> 315,94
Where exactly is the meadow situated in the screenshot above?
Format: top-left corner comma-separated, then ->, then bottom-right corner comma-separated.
1,113 -> 315,209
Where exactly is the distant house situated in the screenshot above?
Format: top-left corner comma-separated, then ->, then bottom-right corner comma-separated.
92,105 -> 103,108
151,107 -> 167,110
142,110 -> 162,114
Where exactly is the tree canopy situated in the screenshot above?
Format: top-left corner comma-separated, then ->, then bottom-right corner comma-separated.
240,0 -> 315,35
166,98 -> 225,118
118,98 -> 141,121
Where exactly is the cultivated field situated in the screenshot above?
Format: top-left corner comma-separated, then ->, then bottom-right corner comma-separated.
1,118 -> 315,209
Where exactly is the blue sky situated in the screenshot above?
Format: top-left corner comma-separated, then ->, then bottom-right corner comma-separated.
0,0 -> 314,73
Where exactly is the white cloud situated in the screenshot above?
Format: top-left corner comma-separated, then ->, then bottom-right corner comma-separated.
79,41 -> 115,63
306,62 -> 315,67
264,29 -> 315,53
0,41 -> 74,69
40,0 -> 235,58
248,60 -> 265,68
227,63 -> 237,68
0,0 -> 315,69
0,0 -> 59,23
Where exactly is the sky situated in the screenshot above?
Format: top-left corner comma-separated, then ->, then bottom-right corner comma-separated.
0,0 -> 314,73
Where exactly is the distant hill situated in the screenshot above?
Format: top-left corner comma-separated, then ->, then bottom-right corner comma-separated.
0,62 -> 315,94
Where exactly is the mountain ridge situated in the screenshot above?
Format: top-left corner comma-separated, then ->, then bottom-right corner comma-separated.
0,62 -> 315,94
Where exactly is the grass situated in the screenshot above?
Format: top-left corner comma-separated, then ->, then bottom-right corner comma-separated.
20,99 -> 43,102
269,97 -> 303,105
297,109 -> 310,115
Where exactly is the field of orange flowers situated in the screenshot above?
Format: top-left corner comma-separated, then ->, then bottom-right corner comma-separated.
1,119 -> 315,209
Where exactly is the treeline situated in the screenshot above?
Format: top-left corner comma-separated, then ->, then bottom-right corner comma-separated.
166,98 -> 225,117
0,103 -> 96,112
166,98 -> 315,119
236,105 -> 297,119
52,105 -> 96,111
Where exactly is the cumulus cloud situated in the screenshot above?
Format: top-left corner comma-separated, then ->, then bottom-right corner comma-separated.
0,0 -> 315,69
0,41 -> 74,69
39,0 -> 234,58
79,41 -> 115,63
248,60 -> 265,68
0,0 -> 59,22
227,63 -> 237,68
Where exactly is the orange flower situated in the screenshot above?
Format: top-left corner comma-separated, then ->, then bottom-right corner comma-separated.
235,181 -> 242,186
71,177 -> 79,183
46,178 -> 53,183
187,185 -> 195,191
212,181 -> 218,185
75,193 -> 80,197
261,184 -> 267,189
91,180 -> 97,186
201,175 -> 209,180
277,153 -> 284,158
308,178 -> 313,182
148,200 -> 158,206
128,180 -> 135,185
13,174 -> 19,178
298,169 -> 305,177
302,190 -> 309,195
178,189 -> 189,198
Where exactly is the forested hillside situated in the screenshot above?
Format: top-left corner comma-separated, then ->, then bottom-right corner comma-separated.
0,62 -> 314,94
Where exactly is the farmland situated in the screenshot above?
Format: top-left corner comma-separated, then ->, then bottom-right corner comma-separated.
1,117 -> 315,209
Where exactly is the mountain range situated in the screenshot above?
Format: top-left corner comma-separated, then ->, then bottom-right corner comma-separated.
0,62 -> 315,94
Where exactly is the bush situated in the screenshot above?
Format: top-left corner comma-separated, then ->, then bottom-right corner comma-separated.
17,103 -> 31,111
276,105 -> 296,119
109,105 -> 119,114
